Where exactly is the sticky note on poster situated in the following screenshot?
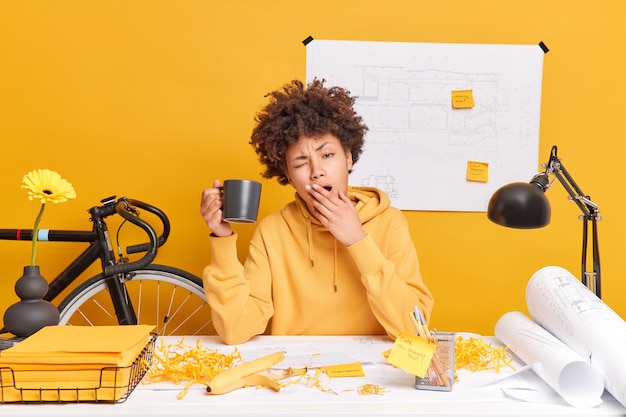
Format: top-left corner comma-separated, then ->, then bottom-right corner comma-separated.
466,161 -> 488,182
387,332 -> 437,377
451,90 -> 474,108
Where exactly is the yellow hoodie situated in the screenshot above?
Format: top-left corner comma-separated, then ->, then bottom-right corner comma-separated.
202,186 -> 434,345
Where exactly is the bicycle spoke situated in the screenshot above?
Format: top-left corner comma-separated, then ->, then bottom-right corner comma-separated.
74,309 -> 95,326
72,297 -> 116,326
189,319 -> 213,336
90,298 -> 117,321
160,285 -> 181,335
168,303 -> 212,336
159,280 -> 171,335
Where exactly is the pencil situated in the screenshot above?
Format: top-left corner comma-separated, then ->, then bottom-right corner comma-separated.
409,311 -> 446,385
408,311 -> 426,337
408,311 -> 445,386
414,307 -> 451,388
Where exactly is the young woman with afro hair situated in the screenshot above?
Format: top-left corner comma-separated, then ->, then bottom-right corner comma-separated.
200,78 -> 434,345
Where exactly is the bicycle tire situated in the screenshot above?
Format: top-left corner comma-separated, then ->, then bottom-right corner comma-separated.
57,264 -> 215,336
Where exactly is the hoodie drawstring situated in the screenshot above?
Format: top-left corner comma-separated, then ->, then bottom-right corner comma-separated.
306,216 -> 338,293
306,218 -> 314,267
333,239 -> 338,293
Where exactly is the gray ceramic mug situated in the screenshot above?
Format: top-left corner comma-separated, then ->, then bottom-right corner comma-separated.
222,179 -> 262,223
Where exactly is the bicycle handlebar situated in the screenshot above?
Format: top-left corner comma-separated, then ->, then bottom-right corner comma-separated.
124,199 -> 171,254
102,197 -> 171,276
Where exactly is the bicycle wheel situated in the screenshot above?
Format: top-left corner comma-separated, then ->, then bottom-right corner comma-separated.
57,264 -> 215,336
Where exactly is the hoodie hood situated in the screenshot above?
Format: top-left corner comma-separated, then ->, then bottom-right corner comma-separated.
281,186 -> 390,292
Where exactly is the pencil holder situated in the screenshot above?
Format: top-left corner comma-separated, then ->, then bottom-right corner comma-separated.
415,331 -> 455,392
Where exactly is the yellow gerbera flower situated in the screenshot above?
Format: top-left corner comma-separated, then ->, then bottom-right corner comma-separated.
22,169 -> 77,203
21,169 -> 77,266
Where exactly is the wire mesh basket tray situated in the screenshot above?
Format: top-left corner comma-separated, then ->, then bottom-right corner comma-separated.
415,331 -> 455,392
0,333 -> 156,404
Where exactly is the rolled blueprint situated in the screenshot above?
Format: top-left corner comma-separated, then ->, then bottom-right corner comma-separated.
495,310 -> 604,408
526,266 -> 626,408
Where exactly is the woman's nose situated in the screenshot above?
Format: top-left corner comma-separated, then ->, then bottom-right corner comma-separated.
311,163 -> 324,179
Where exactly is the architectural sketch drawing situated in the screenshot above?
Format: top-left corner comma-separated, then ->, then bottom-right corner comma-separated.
306,40 -> 545,212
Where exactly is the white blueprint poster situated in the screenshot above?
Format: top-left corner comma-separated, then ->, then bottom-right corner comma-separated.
306,40 -> 545,212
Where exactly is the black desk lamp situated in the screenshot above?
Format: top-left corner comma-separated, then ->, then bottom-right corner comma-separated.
487,145 -> 602,297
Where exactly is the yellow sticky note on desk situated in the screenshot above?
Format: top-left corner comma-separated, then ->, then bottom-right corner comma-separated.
387,332 -> 437,377
323,362 -> 364,378
451,90 -> 474,108
466,161 -> 488,182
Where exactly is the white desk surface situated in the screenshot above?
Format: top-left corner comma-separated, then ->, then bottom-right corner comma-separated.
2,335 -> 626,416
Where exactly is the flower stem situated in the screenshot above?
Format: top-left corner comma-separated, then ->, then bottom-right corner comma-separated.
31,202 -> 46,266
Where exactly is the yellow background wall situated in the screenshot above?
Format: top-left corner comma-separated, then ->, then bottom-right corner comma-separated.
1,1 -> 625,336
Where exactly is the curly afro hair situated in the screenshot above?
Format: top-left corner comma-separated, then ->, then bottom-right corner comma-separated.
250,78 -> 368,185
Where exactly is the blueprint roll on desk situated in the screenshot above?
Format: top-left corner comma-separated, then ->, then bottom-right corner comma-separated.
2,335 -> 625,417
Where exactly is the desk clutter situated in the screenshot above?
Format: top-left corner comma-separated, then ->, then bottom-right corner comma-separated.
1,266 -> 626,413
0,325 -> 156,403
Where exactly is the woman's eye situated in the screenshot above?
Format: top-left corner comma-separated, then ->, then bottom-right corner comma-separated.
323,153 -> 334,159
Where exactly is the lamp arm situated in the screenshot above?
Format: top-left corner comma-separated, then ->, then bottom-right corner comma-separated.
591,218 -> 601,297
547,153 -> 601,297
550,160 -> 599,220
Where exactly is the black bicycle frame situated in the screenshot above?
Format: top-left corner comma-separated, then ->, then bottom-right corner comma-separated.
0,196 -> 167,330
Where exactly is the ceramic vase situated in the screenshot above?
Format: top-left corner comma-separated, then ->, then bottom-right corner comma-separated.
3,265 -> 60,337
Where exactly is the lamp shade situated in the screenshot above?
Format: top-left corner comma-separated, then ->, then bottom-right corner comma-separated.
487,182 -> 551,229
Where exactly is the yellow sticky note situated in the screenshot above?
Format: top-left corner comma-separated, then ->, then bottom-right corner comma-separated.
323,362 -> 365,378
466,161 -> 489,182
387,331 -> 437,377
451,90 -> 474,108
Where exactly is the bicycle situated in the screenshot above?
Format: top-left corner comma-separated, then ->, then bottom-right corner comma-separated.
0,195 -> 213,338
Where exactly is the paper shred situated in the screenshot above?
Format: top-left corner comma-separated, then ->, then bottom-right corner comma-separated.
142,338 -> 242,399
357,383 -> 387,396
454,336 -> 514,373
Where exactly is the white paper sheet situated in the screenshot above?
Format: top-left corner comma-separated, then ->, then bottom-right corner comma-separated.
525,266 -> 626,408
306,40 -> 544,212
495,310 -> 604,407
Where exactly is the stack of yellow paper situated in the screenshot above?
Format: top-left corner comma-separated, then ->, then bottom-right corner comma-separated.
0,325 -> 155,402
